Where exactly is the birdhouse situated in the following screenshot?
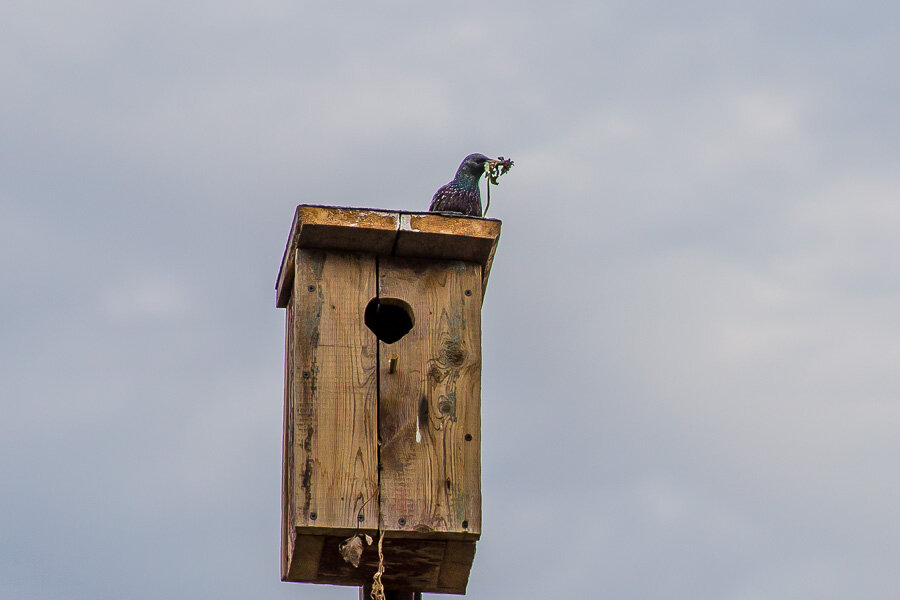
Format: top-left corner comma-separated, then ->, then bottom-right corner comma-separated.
275,205 -> 501,594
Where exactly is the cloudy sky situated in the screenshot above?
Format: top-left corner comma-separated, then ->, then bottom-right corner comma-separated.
2,1 -> 899,598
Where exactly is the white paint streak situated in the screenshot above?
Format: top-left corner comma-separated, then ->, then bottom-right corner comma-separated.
415,413 -> 422,443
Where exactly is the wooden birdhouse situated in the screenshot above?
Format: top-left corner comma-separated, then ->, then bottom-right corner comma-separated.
275,205 -> 501,595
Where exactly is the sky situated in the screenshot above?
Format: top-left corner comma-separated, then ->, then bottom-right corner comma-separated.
2,1 -> 899,598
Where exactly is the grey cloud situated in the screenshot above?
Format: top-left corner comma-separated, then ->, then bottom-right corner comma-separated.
2,1 -> 899,599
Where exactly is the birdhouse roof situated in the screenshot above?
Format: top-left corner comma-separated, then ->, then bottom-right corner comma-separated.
276,205 -> 502,308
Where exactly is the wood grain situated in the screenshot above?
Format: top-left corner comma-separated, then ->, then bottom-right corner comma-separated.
395,214 -> 501,303
276,206 -> 400,307
281,293 -> 296,579
290,249 -> 379,533
289,533 -> 474,594
377,257 -> 482,538
285,531 -> 324,582
276,206 -> 502,308
286,532 -> 475,593
437,541 -> 478,591
394,213 -> 501,264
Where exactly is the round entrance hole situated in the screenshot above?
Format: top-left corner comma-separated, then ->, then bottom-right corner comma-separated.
364,298 -> 414,344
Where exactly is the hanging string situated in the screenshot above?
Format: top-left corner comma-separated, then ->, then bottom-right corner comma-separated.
370,514 -> 386,600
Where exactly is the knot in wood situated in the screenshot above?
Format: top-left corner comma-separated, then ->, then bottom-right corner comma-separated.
428,364 -> 445,383
438,393 -> 457,421
440,338 -> 466,367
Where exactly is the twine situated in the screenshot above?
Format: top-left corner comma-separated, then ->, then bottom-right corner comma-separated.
370,515 -> 386,600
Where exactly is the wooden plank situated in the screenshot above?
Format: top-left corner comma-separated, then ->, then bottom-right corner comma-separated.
285,532 -> 325,581
286,533 -> 472,593
294,205 -> 399,253
282,295 -> 296,579
436,540 -> 477,592
275,206 -> 303,308
290,249 -> 379,534
377,257 -> 482,538
394,213 -> 501,299
315,535 -> 444,590
276,206 -> 400,307
276,206 -> 502,307
397,212 -> 502,253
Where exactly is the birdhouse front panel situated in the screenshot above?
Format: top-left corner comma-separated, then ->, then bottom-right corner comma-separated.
378,257 -> 482,537
277,206 -> 500,594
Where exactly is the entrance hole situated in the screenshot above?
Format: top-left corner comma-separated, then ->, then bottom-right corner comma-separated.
364,298 -> 414,344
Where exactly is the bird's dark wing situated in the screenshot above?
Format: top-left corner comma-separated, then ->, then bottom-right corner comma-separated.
429,182 -> 482,216
429,183 -> 455,212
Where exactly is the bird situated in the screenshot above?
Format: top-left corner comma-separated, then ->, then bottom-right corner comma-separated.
428,153 -> 492,217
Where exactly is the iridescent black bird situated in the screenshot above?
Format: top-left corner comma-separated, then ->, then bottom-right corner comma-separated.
428,153 -> 492,217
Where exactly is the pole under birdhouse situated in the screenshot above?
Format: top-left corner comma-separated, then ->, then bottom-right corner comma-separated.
360,583 -> 421,600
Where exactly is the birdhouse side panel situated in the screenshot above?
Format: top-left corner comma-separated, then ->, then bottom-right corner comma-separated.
282,292 -> 296,579
377,257 -> 482,537
288,249 -> 380,535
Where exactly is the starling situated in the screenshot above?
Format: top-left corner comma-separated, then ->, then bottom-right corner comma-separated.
428,153 -> 492,217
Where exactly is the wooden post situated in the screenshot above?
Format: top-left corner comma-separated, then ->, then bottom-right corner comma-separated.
359,583 -> 422,600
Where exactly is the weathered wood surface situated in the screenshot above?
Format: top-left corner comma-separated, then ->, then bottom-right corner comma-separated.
276,205 -> 501,308
281,293 -> 297,579
279,212 -> 492,592
288,249 -> 379,532
437,540 -> 478,591
284,532 -> 324,582
277,206 -> 400,308
377,257 -> 482,538
395,213 -> 501,263
286,532 -> 473,594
